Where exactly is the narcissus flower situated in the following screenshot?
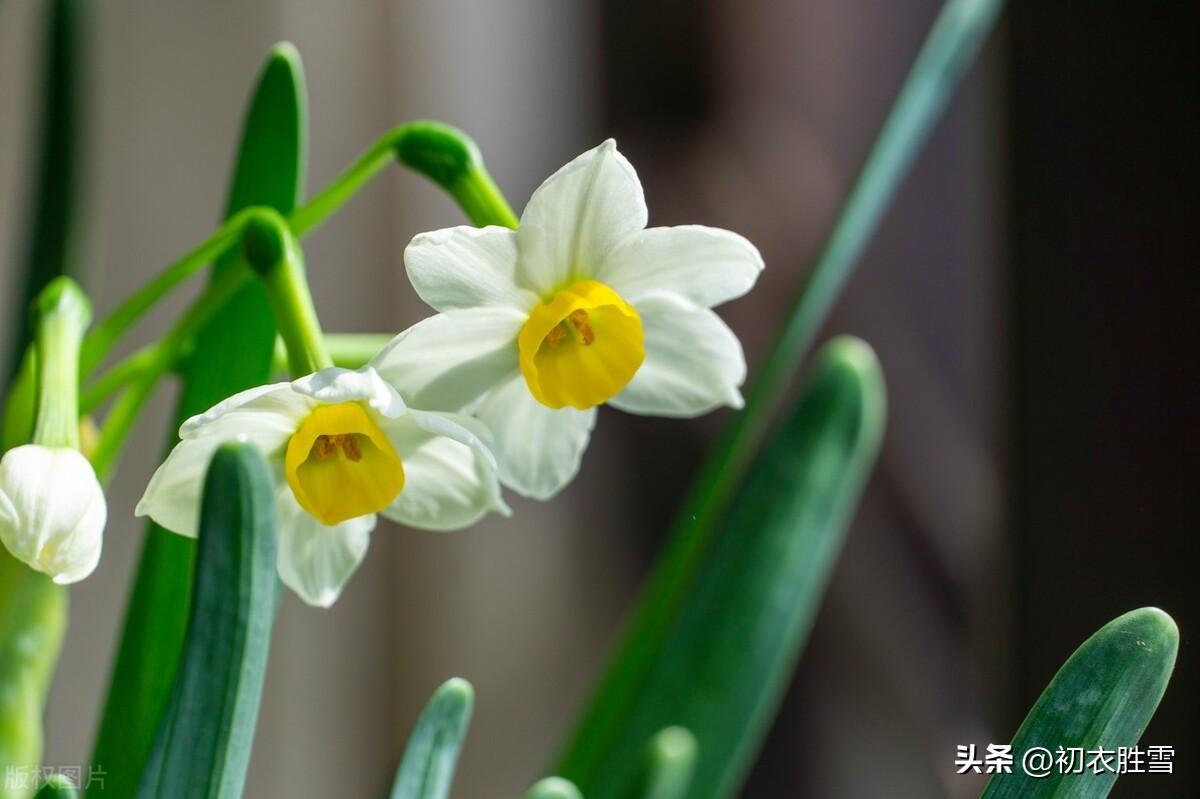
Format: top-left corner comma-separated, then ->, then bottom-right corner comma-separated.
374,140 -> 763,499
0,445 -> 106,584
138,366 -> 507,606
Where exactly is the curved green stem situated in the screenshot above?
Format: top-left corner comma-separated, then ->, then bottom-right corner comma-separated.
271,333 -> 392,374
288,120 -> 518,235
81,121 -> 514,387
80,345 -> 159,414
90,266 -> 251,479
81,208 -> 258,374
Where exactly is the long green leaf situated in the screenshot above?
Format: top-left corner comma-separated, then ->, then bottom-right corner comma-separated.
389,679 -> 474,799
560,337 -> 886,799
556,0 -> 1003,789
0,2 -> 81,794
6,0 -> 82,382
980,607 -> 1178,799
89,43 -> 306,796
135,444 -> 279,799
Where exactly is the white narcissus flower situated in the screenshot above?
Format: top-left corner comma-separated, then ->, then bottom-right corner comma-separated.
137,365 -> 508,607
0,445 -> 106,584
373,140 -> 763,499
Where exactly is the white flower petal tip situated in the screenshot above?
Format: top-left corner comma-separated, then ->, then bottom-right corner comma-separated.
599,225 -> 765,308
404,225 -> 533,313
382,410 -> 510,531
291,366 -> 406,417
276,490 -> 376,608
609,293 -> 749,419
0,445 -> 106,584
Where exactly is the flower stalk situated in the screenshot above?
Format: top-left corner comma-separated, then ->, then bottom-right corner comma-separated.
242,210 -> 332,377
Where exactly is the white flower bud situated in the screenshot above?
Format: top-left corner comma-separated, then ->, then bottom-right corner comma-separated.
0,445 -> 106,584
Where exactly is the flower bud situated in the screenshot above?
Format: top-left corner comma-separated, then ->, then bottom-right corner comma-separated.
0,445 -> 105,584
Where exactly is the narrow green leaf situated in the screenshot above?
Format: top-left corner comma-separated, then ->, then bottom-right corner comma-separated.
89,44 -> 306,797
525,778 -> 583,799
6,0 -> 83,383
35,775 -> 78,799
980,607 -> 1178,799
556,1 -> 1002,792
389,679 -> 474,799
0,4 -> 80,790
135,444 -> 278,799
558,338 -> 886,799
624,728 -> 698,799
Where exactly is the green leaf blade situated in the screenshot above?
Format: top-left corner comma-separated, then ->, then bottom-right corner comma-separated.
559,337 -> 886,799
981,607 -> 1178,799
89,44 -> 306,797
135,444 -> 279,799
390,679 -> 474,799
7,0 -> 83,382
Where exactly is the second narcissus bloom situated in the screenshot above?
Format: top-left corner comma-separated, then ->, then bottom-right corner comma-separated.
137,366 -> 508,606
374,140 -> 763,499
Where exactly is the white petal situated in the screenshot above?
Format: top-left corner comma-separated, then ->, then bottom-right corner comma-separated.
405,225 -> 536,311
515,140 -> 648,296
598,225 -> 764,307
291,366 -> 405,417
275,488 -> 375,608
180,381 -> 311,440
370,310 -> 523,412
475,374 -> 597,499
609,292 -> 747,417
380,410 -> 508,531
0,446 -> 105,584
139,425 -> 292,538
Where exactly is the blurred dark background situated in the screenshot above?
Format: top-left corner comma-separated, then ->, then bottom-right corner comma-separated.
0,1 -> 1194,797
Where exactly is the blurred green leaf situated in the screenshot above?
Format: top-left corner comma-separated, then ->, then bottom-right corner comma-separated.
6,0 -> 83,383
0,4 -> 81,792
555,1 -> 1001,794
559,337 -> 886,799
135,444 -> 279,799
390,679 -> 474,799
525,779 -> 583,799
980,607 -> 1178,799
89,43 -> 306,797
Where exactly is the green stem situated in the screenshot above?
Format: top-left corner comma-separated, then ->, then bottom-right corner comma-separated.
80,345 -> 159,414
271,333 -> 392,374
288,120 -> 518,234
81,121 -> 514,385
242,211 -> 332,376
89,266 -> 251,479
81,208 -> 257,375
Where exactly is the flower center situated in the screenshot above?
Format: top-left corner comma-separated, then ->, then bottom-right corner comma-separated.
284,402 -> 405,525
517,279 -> 644,409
